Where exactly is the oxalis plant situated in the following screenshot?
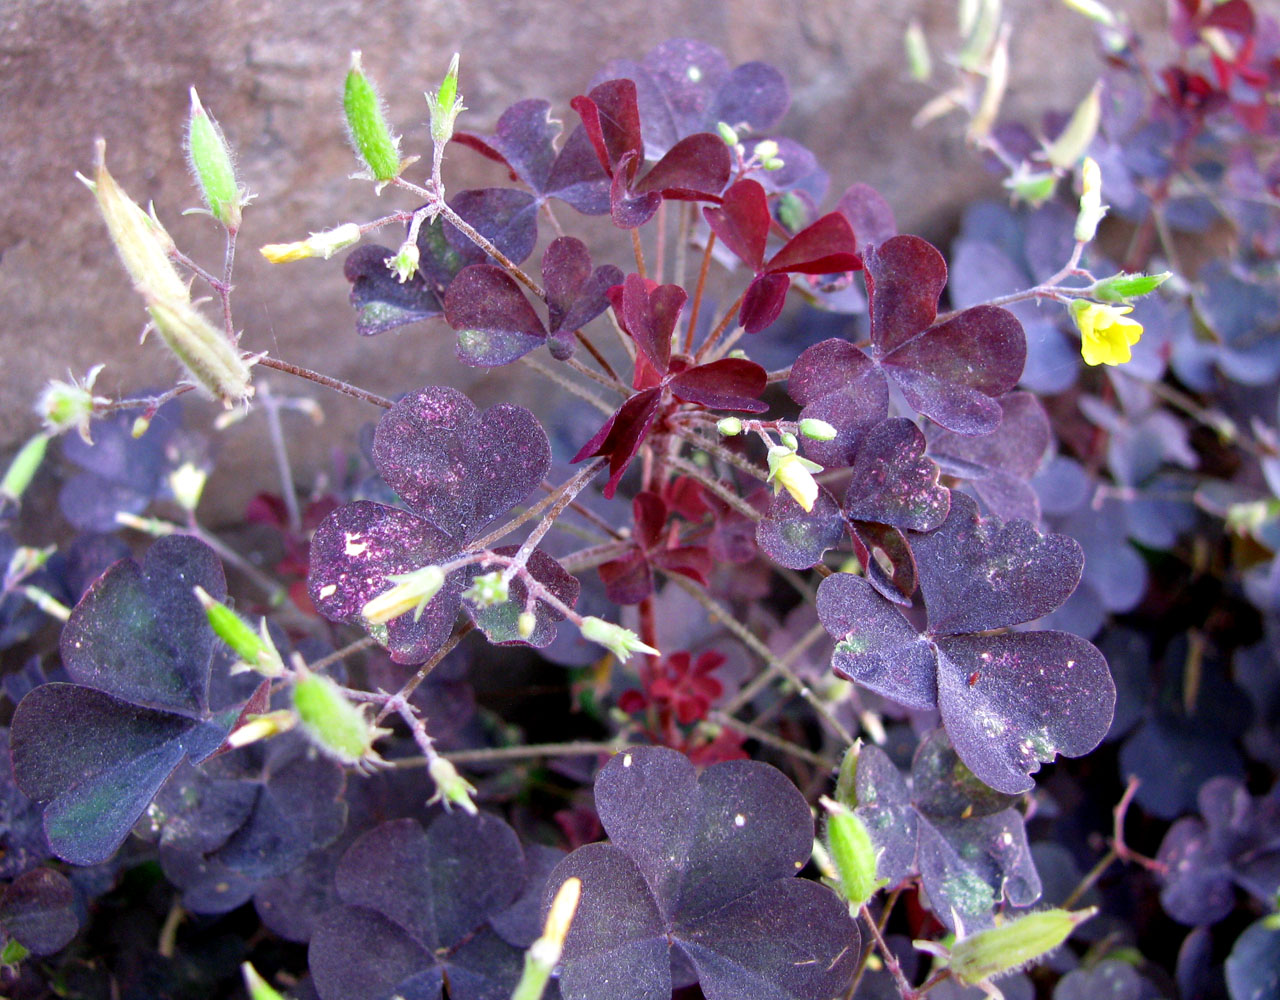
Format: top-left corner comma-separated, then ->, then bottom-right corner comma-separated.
7,4 -> 1277,998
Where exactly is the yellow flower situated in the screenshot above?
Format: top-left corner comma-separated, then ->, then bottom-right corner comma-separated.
767,446 -> 823,512
1071,300 -> 1143,366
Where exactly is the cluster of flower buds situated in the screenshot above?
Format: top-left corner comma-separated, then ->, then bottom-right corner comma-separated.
81,137 -> 253,407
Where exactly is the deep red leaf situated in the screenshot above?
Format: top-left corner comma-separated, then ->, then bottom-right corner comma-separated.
739,272 -> 791,334
864,235 -> 948,356
572,388 -> 664,498
703,178 -> 770,271
764,212 -> 860,275
669,358 -> 768,412
633,133 -> 731,200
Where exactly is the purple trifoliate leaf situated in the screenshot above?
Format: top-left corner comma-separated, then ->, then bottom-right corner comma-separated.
843,418 -> 950,532
631,133 -> 731,201
668,358 -> 768,412
444,264 -> 547,366
929,392 -> 1050,521
835,182 -> 897,255
757,486 -> 843,570
462,546 -> 579,647
59,534 -> 223,716
850,520 -> 919,604
621,274 -> 684,372
849,744 -> 918,887
542,237 -> 623,357
0,868 -> 78,956
571,79 -> 645,177
373,386 -> 550,545
307,502 -> 464,665
865,236 -> 948,354
740,272 -> 792,334
788,339 -> 890,467
936,630 -> 1114,794
704,179 -> 770,271
911,492 -> 1083,635
610,158 -> 664,228
817,573 -> 938,710
445,187 -> 539,267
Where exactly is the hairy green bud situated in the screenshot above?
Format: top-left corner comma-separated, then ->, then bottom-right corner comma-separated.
716,121 -> 738,146
425,52 -> 466,147
292,669 -> 389,768
822,796 -> 886,907
344,51 -> 402,181
717,417 -> 744,437
1090,270 -> 1172,302
948,908 -> 1097,985
799,418 -> 837,441
186,88 -> 243,230
194,586 -> 284,677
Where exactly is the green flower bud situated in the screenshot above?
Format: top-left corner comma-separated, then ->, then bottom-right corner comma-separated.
1044,82 -> 1101,170
292,669 -> 389,768
904,19 -> 932,81
1,939 -> 30,967
780,431 -> 799,450
242,962 -> 289,1000
194,586 -> 284,677
425,52 -> 466,147
949,908 -> 1096,985
834,741 -> 861,807
799,418 -> 837,441
344,51 -> 402,181
517,611 -> 537,639
579,616 -> 659,664
1,433 -> 48,505
428,756 -> 478,815
385,240 -> 421,283
821,796 -> 887,907
36,365 -> 108,443
716,121 -> 738,146
131,413 -> 152,438
362,564 -> 446,624
717,417 -> 743,437
1090,270 -> 1172,302
776,191 -> 808,233
186,88 -> 243,230
463,570 -> 509,609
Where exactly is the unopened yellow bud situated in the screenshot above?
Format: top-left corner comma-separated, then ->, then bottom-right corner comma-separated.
1075,156 -> 1109,242
260,223 -> 362,263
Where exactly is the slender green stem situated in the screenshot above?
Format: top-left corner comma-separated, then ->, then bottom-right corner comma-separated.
375,623 -> 472,724
387,740 -> 622,767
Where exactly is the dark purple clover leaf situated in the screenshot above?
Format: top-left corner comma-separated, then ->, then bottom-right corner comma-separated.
847,744 -> 918,888
1156,776 -> 1280,926
819,494 -> 1113,793
865,236 -> 1024,435
705,179 -> 861,334
1226,918 -> 1280,1000
835,182 -> 897,254
308,813 -> 529,1000
597,40 -> 789,157
308,501 -> 465,665
912,492 -> 1082,635
849,733 -> 1039,934
454,99 -> 610,216
373,387 -> 550,546
0,730 -> 52,879
549,746 -> 858,1000
788,338 -> 891,467
0,867 -> 78,956
542,237 -> 623,359
444,264 -> 547,366
463,546 -> 579,647
157,735 -> 348,914
929,392 -> 1051,522
819,573 -> 938,710
757,485 -> 844,570
843,418 -> 950,532
9,536 -> 241,865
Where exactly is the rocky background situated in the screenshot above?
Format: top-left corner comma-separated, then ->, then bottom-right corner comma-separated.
0,0 -> 1160,523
